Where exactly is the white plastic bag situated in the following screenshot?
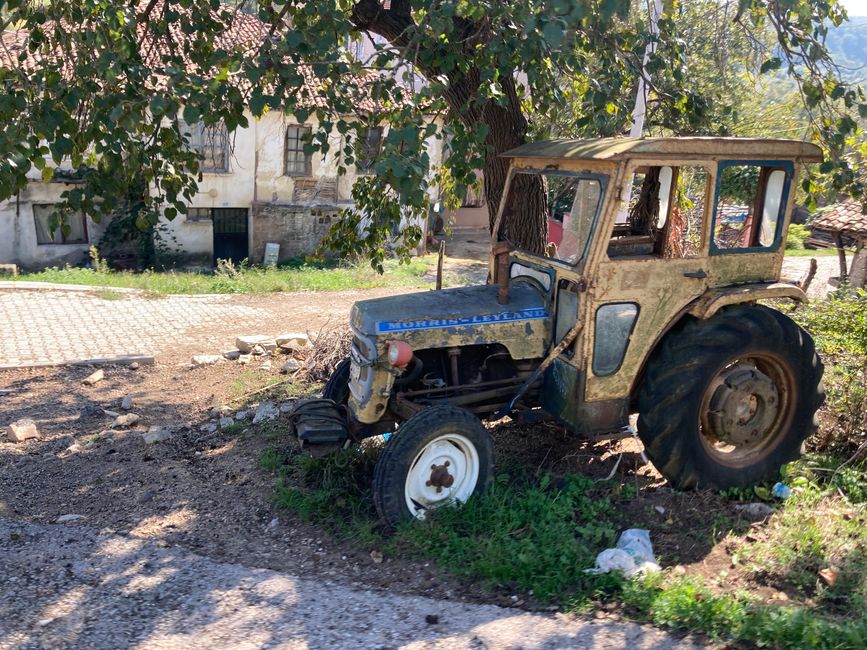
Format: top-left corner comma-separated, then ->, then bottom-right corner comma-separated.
589,529 -> 660,577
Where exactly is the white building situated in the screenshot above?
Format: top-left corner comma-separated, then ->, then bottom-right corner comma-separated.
0,11 -> 483,272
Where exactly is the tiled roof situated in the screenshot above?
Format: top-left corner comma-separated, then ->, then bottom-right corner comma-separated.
0,4 -> 383,113
812,199 -> 867,239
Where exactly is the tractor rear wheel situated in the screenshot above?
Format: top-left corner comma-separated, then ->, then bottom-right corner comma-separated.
373,406 -> 494,527
637,304 -> 824,490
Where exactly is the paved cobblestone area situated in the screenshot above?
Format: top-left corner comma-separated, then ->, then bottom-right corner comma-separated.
0,290 -> 272,369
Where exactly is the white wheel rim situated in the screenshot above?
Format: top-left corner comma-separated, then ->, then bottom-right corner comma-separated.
404,433 -> 480,520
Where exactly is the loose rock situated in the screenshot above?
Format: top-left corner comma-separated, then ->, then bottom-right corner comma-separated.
260,360 -> 272,371
279,401 -> 297,414
281,359 -> 301,373
370,550 -> 384,564
82,369 -> 104,385
121,396 -> 134,411
235,410 -> 249,420
191,355 -> 222,367
5,419 -> 39,442
142,426 -> 172,444
210,405 -> 233,418
235,335 -> 276,354
129,361 -> 140,370
219,416 -> 235,430
237,355 -> 252,365
276,333 -> 310,351
204,422 -> 218,434
56,514 -> 85,523
223,349 -> 241,360
112,413 -> 141,428
252,402 -> 279,424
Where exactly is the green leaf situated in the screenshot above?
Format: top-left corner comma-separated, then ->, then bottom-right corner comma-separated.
759,57 -> 781,74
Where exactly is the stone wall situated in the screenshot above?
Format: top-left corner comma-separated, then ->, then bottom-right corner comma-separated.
251,203 -> 342,263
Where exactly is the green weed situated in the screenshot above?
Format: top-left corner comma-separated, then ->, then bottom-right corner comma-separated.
16,256 -> 449,294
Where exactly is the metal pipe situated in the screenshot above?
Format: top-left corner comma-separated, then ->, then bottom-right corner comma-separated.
493,320 -> 585,421
448,347 -> 461,386
436,240 -> 445,290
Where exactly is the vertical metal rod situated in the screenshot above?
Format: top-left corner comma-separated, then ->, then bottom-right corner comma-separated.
436,240 -> 445,290
448,348 -> 461,386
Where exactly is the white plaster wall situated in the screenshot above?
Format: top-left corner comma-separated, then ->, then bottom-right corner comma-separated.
0,182 -> 108,270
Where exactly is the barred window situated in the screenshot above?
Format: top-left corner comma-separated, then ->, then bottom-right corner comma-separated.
284,125 -> 312,176
186,122 -> 230,173
356,126 -> 383,174
33,204 -> 88,245
186,208 -> 213,222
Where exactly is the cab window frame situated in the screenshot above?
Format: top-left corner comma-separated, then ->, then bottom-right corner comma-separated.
606,160 -> 712,261
506,167 -> 609,270
710,159 -> 793,255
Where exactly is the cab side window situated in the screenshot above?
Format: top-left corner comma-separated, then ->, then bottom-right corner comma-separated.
713,163 -> 790,250
608,165 -> 708,259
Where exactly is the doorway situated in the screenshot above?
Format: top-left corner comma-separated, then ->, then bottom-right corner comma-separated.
212,208 -> 249,265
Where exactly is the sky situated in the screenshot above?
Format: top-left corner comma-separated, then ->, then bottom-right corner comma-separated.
842,0 -> 867,16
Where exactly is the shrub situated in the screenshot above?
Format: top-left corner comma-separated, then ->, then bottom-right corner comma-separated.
786,223 -> 810,249
793,289 -> 867,455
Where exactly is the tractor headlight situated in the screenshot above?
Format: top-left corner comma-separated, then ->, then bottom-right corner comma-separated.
386,340 -> 413,368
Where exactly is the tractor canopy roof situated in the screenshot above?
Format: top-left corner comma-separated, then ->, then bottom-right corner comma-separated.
501,137 -> 823,164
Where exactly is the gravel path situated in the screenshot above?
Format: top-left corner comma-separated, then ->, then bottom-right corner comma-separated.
0,518 -> 696,650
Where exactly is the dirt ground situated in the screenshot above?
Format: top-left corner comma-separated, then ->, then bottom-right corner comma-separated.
0,348 -> 786,615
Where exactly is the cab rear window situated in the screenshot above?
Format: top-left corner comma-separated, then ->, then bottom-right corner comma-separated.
712,161 -> 792,252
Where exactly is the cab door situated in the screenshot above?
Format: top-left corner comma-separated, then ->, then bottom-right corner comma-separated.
583,161 -> 713,404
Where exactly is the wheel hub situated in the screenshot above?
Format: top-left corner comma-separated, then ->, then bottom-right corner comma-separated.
426,461 -> 455,493
707,363 -> 780,447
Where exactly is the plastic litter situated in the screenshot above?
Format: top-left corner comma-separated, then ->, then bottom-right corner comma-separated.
771,482 -> 792,499
589,529 -> 660,577
734,502 -> 775,519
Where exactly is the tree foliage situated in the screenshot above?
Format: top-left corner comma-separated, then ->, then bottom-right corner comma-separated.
0,0 -> 865,268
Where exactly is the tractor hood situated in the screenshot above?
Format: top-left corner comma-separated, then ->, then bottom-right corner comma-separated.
350,283 -> 552,361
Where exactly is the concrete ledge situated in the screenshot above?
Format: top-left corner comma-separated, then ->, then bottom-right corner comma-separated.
0,355 -> 155,371
0,281 -> 144,294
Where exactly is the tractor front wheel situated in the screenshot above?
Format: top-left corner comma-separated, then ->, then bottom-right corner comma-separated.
637,304 -> 824,490
373,406 -> 494,527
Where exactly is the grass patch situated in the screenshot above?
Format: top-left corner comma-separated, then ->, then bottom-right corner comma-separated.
92,289 -> 125,300
261,438 -> 866,649
17,256 -> 446,294
783,247 -> 843,257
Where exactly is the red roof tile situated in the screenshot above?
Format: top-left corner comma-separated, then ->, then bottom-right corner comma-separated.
812,199 -> 867,239
0,4 -> 385,113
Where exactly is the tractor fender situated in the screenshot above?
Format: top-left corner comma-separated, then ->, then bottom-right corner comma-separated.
628,282 -> 807,407
687,282 -> 808,320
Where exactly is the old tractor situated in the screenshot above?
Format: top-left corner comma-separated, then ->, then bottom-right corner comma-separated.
291,137 -> 825,527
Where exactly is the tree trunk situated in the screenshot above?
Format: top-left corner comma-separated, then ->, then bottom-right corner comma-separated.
350,2 -> 548,254
480,101 -> 548,254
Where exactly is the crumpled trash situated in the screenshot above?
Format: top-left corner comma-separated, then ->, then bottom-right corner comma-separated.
771,482 -> 792,499
589,529 -> 661,577
734,502 -> 775,520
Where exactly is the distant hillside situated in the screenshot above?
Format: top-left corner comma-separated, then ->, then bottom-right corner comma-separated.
825,15 -> 867,82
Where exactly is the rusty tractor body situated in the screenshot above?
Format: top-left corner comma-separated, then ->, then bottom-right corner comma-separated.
292,137 -> 826,526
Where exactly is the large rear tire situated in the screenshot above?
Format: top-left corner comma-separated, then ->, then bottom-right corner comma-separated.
637,304 -> 824,490
373,406 -> 494,527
